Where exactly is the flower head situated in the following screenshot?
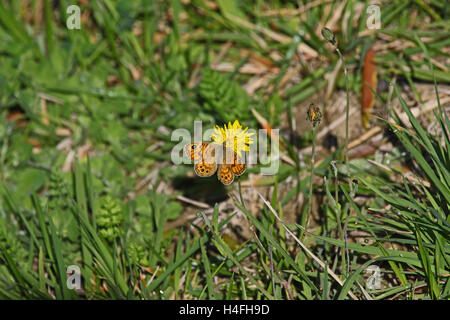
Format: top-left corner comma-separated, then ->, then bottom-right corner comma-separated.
211,120 -> 255,157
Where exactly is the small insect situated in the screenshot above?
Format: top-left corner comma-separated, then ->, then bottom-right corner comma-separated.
306,103 -> 322,126
184,142 -> 245,185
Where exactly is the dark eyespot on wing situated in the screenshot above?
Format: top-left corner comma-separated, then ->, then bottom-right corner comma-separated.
194,162 -> 217,177
217,164 -> 234,185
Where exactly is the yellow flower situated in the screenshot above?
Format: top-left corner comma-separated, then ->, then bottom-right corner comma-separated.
211,120 -> 255,157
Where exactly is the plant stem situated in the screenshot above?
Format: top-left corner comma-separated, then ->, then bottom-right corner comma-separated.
238,177 -> 246,210
307,125 -> 317,230
335,47 -> 352,193
334,46 -> 354,278
331,161 -> 343,243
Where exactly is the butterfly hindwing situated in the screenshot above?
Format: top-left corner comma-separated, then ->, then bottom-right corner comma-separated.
194,161 -> 217,177
217,164 -> 234,185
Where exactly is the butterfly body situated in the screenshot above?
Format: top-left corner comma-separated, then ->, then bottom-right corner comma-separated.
184,142 -> 245,185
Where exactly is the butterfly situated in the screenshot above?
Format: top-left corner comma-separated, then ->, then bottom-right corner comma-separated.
184,142 -> 245,185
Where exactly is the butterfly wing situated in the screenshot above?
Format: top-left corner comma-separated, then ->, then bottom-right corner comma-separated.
184,142 -> 217,163
231,152 -> 246,176
184,142 -> 205,162
217,164 -> 234,185
194,162 -> 217,177
185,142 -> 218,177
223,147 -> 245,177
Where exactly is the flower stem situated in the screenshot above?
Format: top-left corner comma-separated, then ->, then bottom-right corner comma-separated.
238,177 -> 246,210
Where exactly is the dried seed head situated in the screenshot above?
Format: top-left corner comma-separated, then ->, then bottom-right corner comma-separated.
306,103 -> 322,127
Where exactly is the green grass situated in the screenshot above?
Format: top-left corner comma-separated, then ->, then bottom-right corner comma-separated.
0,0 -> 449,300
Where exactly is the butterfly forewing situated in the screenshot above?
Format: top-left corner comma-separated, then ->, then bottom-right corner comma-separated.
222,146 -> 245,176
231,152 -> 245,176
184,142 -> 216,163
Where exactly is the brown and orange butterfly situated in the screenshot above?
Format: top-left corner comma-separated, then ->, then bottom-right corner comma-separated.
184,142 -> 245,185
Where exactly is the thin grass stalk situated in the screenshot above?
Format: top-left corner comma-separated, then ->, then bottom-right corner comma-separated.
335,47 -> 352,192
307,124 -> 317,235
321,27 -> 352,191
